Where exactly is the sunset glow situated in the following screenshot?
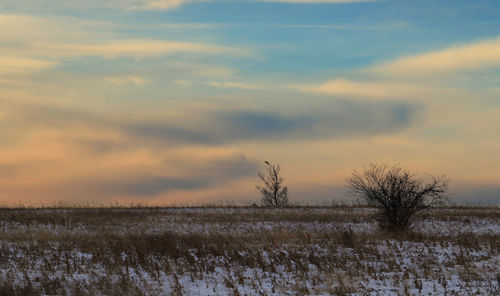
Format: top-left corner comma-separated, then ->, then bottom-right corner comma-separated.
1,0 -> 499,204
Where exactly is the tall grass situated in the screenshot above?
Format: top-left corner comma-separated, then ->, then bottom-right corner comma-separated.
0,206 -> 498,295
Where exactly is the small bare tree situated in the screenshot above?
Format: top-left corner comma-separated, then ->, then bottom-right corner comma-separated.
256,161 -> 289,208
347,163 -> 449,231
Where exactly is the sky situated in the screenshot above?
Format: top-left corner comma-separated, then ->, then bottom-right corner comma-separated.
1,0 -> 500,205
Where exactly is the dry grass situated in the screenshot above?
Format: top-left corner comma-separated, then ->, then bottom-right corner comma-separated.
0,206 -> 498,295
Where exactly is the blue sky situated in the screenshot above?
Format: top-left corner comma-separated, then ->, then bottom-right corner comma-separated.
1,0 -> 499,204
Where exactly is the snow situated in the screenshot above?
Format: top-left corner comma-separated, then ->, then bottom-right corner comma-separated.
0,207 -> 498,295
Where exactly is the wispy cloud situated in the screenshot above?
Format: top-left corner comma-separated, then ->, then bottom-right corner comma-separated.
172,79 -> 193,86
0,57 -> 57,76
274,22 -> 405,30
175,63 -> 235,77
0,14 -> 250,58
371,36 -> 500,76
0,0 -> 377,13
209,81 -> 258,90
260,0 -> 375,3
0,14 -> 250,81
295,36 -> 500,101
125,0 -> 198,11
294,78 -> 460,101
0,0 -> 202,12
11,40 -> 249,60
106,76 -> 149,86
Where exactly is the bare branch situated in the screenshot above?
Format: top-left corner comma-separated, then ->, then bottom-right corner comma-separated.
347,163 -> 449,231
256,161 -> 289,208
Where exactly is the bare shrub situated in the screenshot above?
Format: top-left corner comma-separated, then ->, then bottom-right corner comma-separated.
256,161 -> 289,208
346,163 -> 449,231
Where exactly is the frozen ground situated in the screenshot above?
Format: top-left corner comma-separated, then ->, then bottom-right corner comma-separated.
0,206 -> 498,295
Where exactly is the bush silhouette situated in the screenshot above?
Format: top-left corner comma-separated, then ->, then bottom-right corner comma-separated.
347,163 -> 449,231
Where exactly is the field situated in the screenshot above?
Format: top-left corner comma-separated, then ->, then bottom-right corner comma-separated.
0,206 -> 498,295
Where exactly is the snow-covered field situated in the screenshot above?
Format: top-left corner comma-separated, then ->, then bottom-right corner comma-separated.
0,206 -> 498,295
